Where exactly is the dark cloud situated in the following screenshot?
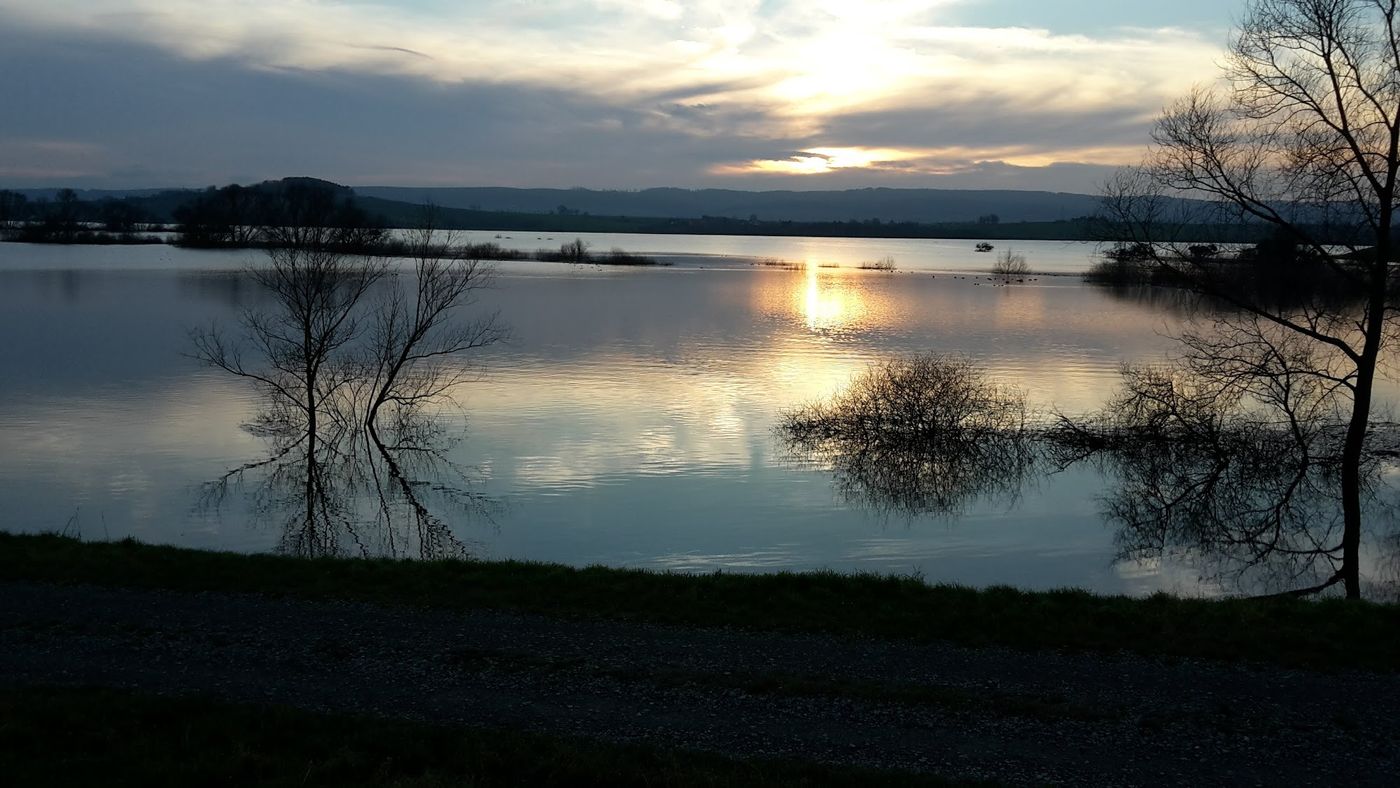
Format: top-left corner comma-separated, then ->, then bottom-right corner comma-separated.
814,101 -> 1155,154
0,25 -> 1140,193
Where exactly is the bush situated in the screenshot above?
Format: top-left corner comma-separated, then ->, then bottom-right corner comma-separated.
991,249 -> 1029,281
558,238 -> 590,264
598,248 -> 660,265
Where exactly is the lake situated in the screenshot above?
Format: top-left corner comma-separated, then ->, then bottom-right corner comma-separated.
1,235 -> 1393,597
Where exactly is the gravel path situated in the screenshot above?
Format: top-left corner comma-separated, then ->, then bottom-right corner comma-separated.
2,581 -> 1397,785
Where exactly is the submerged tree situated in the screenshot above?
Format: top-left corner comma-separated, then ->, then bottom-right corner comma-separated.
193,209 -> 502,557
779,355 -> 1036,517
0,190 -> 28,228
1045,351 -> 1381,596
990,248 -> 1030,282
363,220 -> 504,427
1100,0 -> 1400,598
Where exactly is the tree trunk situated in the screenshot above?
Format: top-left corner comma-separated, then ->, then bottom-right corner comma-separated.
1340,236 -> 1391,599
305,375 -> 317,535
1340,352 -> 1375,600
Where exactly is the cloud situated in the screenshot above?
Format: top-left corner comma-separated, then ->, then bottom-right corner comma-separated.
0,1 -> 1229,189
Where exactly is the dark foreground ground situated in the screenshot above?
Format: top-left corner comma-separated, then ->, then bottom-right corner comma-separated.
3,579 -> 1398,786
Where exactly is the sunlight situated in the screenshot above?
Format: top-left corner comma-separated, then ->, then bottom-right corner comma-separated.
735,146 -> 923,175
768,29 -> 921,111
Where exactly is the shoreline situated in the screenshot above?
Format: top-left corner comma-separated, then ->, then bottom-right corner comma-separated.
5,537 -> 1399,784
3,533 -> 1396,672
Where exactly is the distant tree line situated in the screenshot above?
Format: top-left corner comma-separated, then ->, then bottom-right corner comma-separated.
0,187 -> 157,243
172,180 -> 387,250
3,176 -> 1375,247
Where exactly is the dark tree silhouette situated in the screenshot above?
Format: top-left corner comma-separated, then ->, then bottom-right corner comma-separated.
193,210 -> 502,556
174,180 -> 386,250
1044,355 -> 1388,596
0,190 -> 27,228
779,355 -> 1036,517
1100,0 -> 1400,597
364,216 -> 504,427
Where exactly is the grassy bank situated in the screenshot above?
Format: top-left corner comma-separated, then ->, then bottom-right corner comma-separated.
0,687 -> 947,787
2,533 -> 1397,671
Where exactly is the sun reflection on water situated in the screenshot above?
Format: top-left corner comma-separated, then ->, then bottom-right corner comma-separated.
800,264 -> 870,333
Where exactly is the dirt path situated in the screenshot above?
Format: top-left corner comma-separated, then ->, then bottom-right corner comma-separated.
2,582 -> 1396,785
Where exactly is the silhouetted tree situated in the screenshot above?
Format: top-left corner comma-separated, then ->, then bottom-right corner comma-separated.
779,355 -> 1035,517
558,238 -> 590,264
1100,0 -> 1400,597
364,214 -> 503,426
39,188 -> 83,242
0,190 -> 27,228
174,180 -> 385,250
1045,352 -> 1392,596
990,248 -> 1029,282
99,199 -> 144,233
193,210 -> 501,557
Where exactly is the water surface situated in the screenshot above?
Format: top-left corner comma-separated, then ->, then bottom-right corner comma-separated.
1,236 -> 1389,596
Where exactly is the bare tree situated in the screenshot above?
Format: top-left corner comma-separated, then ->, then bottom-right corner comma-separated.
193,224 -> 386,538
1101,0 -> 1400,598
0,190 -> 27,229
193,207 -> 503,558
990,248 -> 1030,282
364,214 -> 504,427
193,227 -> 385,444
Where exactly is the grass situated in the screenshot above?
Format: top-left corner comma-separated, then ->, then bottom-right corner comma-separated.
0,686 -> 954,787
753,257 -> 802,270
4,534 -> 1399,671
858,255 -> 897,271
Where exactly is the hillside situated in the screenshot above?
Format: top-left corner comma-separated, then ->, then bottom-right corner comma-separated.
354,186 -> 1103,224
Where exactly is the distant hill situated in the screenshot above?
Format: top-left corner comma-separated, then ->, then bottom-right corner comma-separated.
10,183 -> 1104,224
353,186 -> 1104,224
4,178 -> 1278,244
9,177 -> 354,217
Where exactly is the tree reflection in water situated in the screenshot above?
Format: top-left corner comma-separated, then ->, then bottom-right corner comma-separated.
202,392 -> 494,559
781,353 -> 1398,597
1046,366 -> 1371,596
778,355 -> 1037,518
194,213 -> 502,559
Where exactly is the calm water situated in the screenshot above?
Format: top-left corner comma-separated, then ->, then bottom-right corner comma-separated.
0,236 -> 1392,596
452,230 -> 1099,274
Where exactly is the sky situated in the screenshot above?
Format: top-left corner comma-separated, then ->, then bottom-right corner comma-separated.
0,0 -> 1239,193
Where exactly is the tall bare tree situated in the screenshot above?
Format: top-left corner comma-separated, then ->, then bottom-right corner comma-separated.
364,215 -> 503,427
193,203 -> 502,558
1102,0 -> 1400,598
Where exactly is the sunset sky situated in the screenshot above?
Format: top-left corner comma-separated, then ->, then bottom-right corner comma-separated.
0,0 -> 1236,192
